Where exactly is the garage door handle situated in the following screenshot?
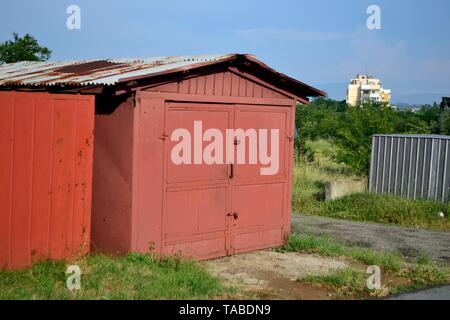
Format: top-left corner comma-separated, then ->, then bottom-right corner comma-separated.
229,163 -> 234,179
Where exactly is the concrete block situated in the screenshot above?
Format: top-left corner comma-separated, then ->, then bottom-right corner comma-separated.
325,179 -> 368,201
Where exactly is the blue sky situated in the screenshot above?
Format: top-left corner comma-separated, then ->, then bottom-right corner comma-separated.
1,0 -> 449,104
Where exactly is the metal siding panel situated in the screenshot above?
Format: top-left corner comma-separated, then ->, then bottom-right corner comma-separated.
383,136 -> 392,194
421,139 -> 431,198
377,136 -> 385,193
222,72 -> 232,96
196,76 -> 206,95
179,79 -> 189,94
389,137 -> 397,194
408,138 -> 416,198
205,74 -> 215,95
49,100 -> 77,259
134,96 -> 166,253
395,138 -> 404,195
188,77 -> 198,95
401,137 -> 410,197
436,139 -> 446,201
238,76 -> 247,97
370,135 -> 450,203
369,136 -> 377,192
213,72 -> 224,96
428,139 -> 438,199
30,96 -> 54,262
0,93 -> 14,269
444,140 -> 450,202
10,96 -> 35,268
246,81 -> 255,97
71,99 -> 94,256
0,92 -> 94,270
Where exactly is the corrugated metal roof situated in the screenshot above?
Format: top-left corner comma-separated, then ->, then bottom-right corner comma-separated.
0,53 -> 326,97
0,54 -> 234,86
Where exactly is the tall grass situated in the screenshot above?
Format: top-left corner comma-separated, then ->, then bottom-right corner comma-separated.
0,253 -> 231,300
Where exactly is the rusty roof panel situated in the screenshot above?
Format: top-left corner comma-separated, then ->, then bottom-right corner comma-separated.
0,54 -> 326,97
0,54 -> 234,86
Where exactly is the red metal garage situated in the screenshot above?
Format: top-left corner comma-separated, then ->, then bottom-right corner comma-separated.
92,54 -> 325,259
0,91 -> 94,270
0,54 -> 324,263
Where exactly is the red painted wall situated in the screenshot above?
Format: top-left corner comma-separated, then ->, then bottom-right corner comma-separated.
91,69 -> 295,260
91,97 -> 135,253
0,91 -> 94,270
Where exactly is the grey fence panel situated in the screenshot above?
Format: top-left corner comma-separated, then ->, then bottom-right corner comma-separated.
369,134 -> 450,203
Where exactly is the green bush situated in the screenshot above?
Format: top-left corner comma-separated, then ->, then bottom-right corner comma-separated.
333,102 -> 396,175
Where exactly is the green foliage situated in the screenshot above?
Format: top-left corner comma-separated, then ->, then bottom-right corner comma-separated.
296,98 -> 347,141
334,102 -> 396,175
316,192 -> 450,230
439,108 -> 450,135
0,33 -> 51,63
406,263 -> 448,285
277,233 -> 402,272
295,98 -> 450,174
0,253 -> 230,300
294,135 -> 315,163
304,268 -> 367,296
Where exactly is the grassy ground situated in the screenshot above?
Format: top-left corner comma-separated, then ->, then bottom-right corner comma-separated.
293,139 -> 450,231
277,233 -> 450,298
0,253 -> 233,300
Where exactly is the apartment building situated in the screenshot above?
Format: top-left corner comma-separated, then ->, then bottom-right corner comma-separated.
346,74 -> 391,106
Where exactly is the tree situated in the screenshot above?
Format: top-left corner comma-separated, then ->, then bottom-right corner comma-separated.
0,33 -> 51,63
334,102 -> 396,175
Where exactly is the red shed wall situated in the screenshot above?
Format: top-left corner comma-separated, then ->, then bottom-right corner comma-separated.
91,68 -> 296,260
0,91 -> 94,270
91,97 -> 135,253
145,70 -> 292,99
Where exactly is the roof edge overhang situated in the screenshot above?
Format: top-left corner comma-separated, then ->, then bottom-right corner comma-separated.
0,54 -> 327,101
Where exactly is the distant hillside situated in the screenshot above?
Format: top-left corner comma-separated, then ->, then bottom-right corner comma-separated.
393,93 -> 448,106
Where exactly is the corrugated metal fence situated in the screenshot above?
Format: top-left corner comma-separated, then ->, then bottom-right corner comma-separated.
369,134 -> 450,202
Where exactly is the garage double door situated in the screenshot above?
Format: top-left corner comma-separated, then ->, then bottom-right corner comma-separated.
162,102 -> 291,259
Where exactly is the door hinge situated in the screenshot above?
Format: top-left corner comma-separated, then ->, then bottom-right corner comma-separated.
287,136 -> 294,142
159,133 -> 169,140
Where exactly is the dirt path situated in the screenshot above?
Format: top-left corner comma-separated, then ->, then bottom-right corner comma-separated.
203,250 -> 347,299
292,214 -> 450,264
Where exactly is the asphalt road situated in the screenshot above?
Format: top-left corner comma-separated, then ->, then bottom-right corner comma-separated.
292,214 -> 450,264
387,285 -> 450,300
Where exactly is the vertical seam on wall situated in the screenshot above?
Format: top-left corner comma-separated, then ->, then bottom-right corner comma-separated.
401,138 -> 406,196
375,137 -> 380,193
70,102 -> 79,256
414,139 -> 419,199
395,138 -> 400,194
443,140 -> 448,203
8,97 -> 16,268
428,139 -> 435,199
28,98 -> 36,265
48,99 -> 55,257
435,140 -> 441,201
